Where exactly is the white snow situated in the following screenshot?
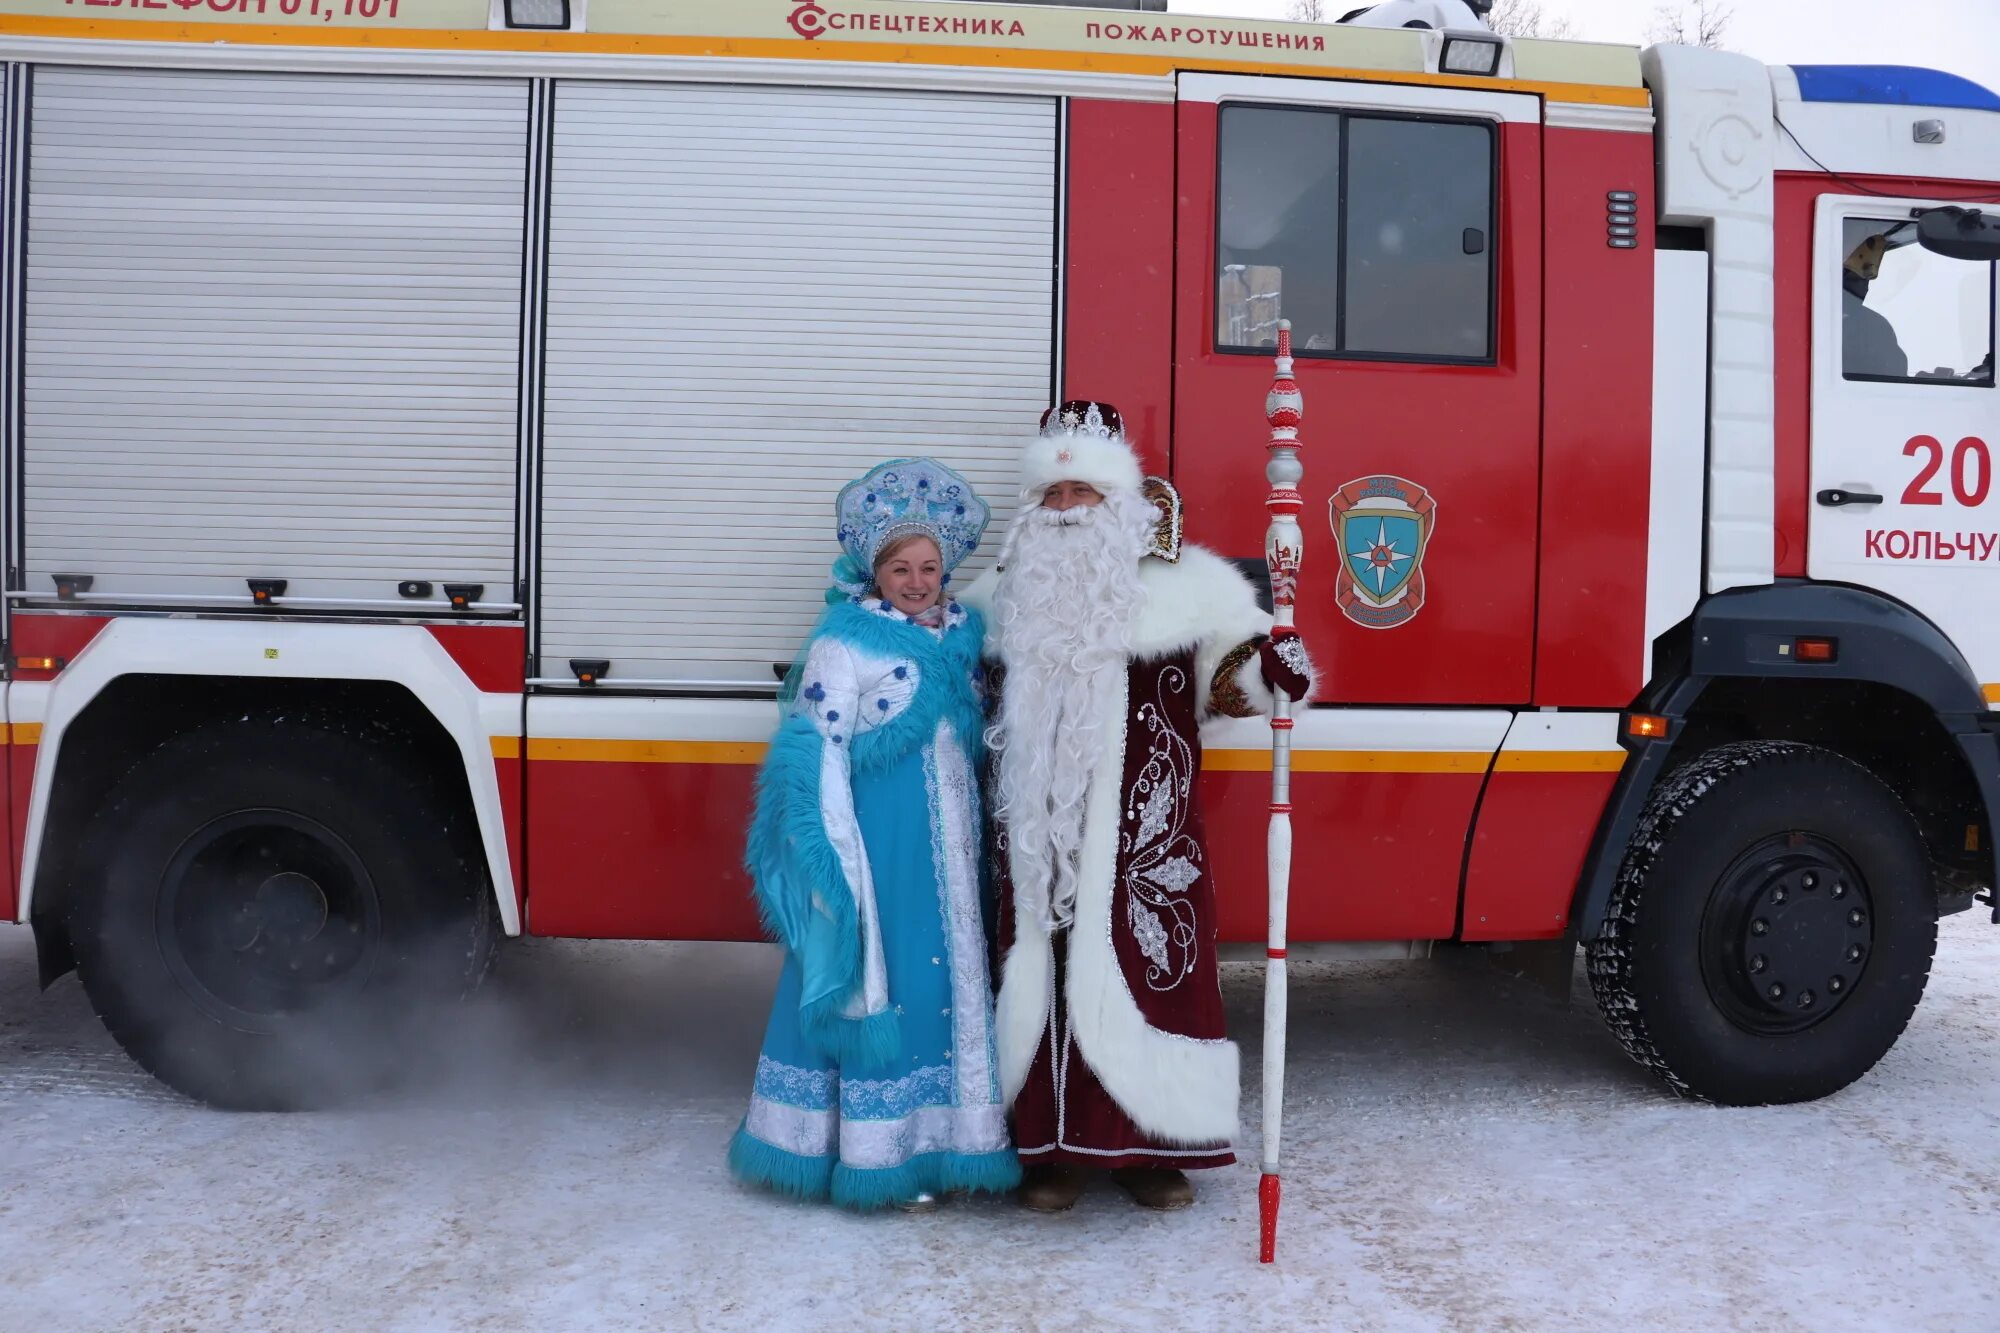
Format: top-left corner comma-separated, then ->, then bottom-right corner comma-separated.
1,914 -> 1995,1331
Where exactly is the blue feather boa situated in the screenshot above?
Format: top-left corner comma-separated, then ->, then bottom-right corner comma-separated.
743,599 -> 986,1071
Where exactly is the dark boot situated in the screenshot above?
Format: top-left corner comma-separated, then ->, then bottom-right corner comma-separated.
1017,1163 -> 1088,1213
1111,1167 -> 1194,1210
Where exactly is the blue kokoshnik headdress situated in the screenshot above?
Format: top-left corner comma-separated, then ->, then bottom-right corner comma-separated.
831,457 -> 990,599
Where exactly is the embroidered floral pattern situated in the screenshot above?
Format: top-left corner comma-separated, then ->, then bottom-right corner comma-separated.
754,1055 -> 837,1111
794,637 -> 928,741
928,724 -> 998,1107
1207,638 -> 1261,718
836,460 -> 990,577
1140,856 -> 1202,895
1141,474 -> 1184,563
1120,666 -> 1202,993
842,1065 -> 956,1121
1134,775 -> 1174,855
744,1098 -> 837,1159
1128,898 -> 1171,976
1273,635 -> 1311,677
792,642 -> 855,745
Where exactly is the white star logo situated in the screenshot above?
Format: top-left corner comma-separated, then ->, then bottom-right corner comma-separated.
1349,519 -> 1411,595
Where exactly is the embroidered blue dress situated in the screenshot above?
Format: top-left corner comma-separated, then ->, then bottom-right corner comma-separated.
728,595 -> 1019,1209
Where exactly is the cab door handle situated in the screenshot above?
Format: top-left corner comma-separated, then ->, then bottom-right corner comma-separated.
1816,488 -> 1884,507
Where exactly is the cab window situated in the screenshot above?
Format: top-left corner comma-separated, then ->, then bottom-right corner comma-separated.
1215,104 -> 1496,363
1840,215 -> 1996,386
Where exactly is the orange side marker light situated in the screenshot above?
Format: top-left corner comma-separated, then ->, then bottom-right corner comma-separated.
1626,713 -> 1669,740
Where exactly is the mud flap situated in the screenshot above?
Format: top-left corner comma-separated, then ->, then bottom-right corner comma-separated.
32,913 -> 75,990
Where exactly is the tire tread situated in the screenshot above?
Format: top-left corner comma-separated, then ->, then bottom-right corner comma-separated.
1585,740 -> 1937,1103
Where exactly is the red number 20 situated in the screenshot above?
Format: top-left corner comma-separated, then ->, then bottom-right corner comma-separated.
1903,435 -> 1943,504
1902,435 -> 1991,507
1953,435 -> 1992,507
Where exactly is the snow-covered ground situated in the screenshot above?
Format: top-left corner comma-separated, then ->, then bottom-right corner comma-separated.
0,913 -> 1995,1332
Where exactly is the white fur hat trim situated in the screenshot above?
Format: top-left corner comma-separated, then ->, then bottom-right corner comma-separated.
1021,425 -> 1145,497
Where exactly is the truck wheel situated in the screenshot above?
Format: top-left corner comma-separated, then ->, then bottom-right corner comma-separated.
1586,741 -> 1936,1105
69,718 -> 499,1110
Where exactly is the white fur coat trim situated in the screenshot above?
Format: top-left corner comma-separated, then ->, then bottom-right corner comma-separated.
1131,544 -> 1272,659
994,654 -> 1242,1146
958,543 -> 1271,663
995,911 -> 1051,1107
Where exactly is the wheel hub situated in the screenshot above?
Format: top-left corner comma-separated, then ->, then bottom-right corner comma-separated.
246,870 -> 331,945
1702,835 -> 1874,1034
158,810 -> 380,1026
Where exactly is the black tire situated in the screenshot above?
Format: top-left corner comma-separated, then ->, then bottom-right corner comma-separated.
70,717 -> 499,1110
1586,741 -> 1937,1105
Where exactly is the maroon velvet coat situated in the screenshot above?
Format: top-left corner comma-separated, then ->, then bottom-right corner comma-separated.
977,546 -> 1273,1171
999,649 -> 1237,1169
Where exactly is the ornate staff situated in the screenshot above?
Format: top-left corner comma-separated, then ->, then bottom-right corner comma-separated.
1259,320 -> 1305,1264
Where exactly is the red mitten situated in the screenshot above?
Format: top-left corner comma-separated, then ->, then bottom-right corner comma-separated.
1257,633 -> 1313,702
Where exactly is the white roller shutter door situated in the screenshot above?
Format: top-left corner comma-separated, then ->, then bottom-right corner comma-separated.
539,83 -> 1055,685
23,68 -> 526,606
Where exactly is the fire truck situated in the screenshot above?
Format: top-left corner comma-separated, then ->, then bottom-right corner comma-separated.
0,0 -> 1994,1111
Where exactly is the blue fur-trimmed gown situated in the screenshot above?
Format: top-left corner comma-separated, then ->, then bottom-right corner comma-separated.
728,595 -> 1020,1209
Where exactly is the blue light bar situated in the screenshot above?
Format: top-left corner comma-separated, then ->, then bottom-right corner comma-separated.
1792,65 -> 2000,112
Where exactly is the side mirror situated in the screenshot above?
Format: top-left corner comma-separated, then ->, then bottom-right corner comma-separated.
1916,206 -> 2000,262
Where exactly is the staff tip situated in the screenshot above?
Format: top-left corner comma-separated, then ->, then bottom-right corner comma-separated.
1258,1173 -> 1281,1263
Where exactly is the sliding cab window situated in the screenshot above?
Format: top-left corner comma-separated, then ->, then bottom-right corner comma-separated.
1215,104 -> 1497,362
1840,216 -> 1996,387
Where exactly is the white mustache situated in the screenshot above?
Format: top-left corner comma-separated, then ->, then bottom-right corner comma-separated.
1025,503 -> 1095,529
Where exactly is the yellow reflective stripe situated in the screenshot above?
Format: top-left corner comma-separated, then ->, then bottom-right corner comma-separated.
8,722 -> 42,746
0,15 -> 1652,108
1984,683 -> 2000,705
1493,750 -> 1627,774
493,738 -> 1624,773
1203,748 -> 1490,774
525,737 -> 767,765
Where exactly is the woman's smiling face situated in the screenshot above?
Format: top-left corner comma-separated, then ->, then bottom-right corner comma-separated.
875,535 -> 943,615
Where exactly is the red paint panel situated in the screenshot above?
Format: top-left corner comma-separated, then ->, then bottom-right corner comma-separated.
9,614 -> 113,682
1170,104 -> 1544,706
525,758 -> 1477,944
1205,769 -> 1478,941
1533,127 -> 1655,707
526,758 -> 762,940
1772,170 -> 2000,580
1064,98 -> 1176,474
1460,769 -> 1620,940
424,624 -> 525,694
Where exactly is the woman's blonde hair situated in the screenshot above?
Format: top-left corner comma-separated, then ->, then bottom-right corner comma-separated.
873,531 -> 941,574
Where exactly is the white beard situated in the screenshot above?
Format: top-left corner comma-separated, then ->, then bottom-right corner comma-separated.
989,489 -> 1158,931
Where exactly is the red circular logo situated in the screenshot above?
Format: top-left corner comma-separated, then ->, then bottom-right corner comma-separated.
788,2 -> 829,38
